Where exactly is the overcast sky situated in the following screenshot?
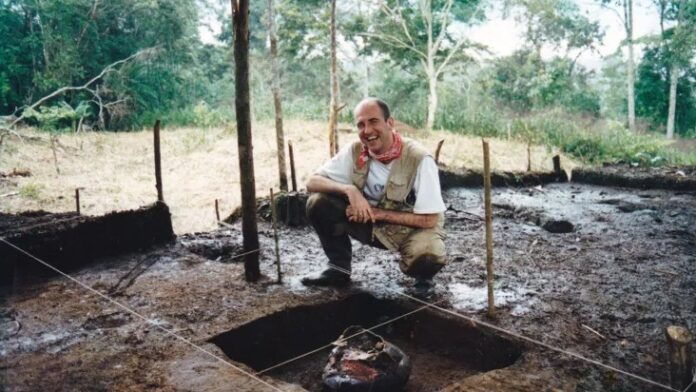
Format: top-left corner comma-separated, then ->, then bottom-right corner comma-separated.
465,0 -> 662,70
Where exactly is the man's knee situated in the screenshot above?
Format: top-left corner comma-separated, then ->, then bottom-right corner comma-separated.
399,230 -> 446,279
306,193 -> 345,220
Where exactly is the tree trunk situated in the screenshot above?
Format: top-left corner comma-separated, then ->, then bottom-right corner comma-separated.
328,0 -> 340,157
268,0 -> 288,191
426,71 -> 438,131
424,1 -> 437,132
666,65 -> 678,139
666,0 -> 685,139
232,0 -> 260,282
625,0 -> 636,132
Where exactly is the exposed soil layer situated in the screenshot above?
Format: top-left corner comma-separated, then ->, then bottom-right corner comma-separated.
1,167 -> 695,392
0,203 -> 174,287
572,164 -> 696,190
211,293 -> 522,391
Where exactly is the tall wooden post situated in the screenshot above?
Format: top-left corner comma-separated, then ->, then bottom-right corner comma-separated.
233,0 -> 260,282
666,326 -> 694,391
75,188 -> 81,215
288,140 -> 297,192
215,199 -> 221,226
270,188 -> 282,283
483,139 -> 495,318
553,155 -> 561,176
153,120 -> 163,202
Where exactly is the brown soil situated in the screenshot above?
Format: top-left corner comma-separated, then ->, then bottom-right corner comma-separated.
2,166 -> 695,391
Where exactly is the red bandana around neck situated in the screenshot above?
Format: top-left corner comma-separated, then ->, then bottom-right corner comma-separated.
357,131 -> 403,169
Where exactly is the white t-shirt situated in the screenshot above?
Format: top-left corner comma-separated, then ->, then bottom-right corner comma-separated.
316,143 -> 446,214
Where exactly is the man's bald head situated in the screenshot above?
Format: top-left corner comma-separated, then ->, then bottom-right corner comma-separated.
354,98 -> 391,121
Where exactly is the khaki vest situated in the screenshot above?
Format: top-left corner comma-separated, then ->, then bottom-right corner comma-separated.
350,138 -> 445,251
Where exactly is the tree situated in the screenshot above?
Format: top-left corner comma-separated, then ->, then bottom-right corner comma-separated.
0,0 -> 203,129
266,0 -> 288,191
489,49 -> 600,114
635,45 -> 696,137
365,0 -> 484,131
505,0 -> 603,72
661,0 -> 695,138
328,0 -> 341,156
233,0 -> 260,282
600,0 -> 637,132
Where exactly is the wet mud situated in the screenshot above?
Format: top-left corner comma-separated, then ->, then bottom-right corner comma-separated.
1,167 -> 695,391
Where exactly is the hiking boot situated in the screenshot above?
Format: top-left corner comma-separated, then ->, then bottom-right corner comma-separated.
409,278 -> 435,300
301,269 -> 351,287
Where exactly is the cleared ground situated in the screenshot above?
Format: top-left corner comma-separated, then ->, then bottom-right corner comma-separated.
0,120 -> 572,233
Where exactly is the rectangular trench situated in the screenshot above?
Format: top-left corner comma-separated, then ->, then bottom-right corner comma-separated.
210,292 -> 523,391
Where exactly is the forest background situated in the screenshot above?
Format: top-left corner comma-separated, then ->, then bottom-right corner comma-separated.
1,0 -> 695,166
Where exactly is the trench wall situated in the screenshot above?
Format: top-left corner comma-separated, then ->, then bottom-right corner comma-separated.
0,202 -> 174,288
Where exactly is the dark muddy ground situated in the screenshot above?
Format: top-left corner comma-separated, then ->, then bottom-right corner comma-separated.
1,180 -> 695,392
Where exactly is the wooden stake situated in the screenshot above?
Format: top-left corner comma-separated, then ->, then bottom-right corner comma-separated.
666,325 -> 694,391
153,120 -> 163,202
50,135 -> 60,175
553,155 -> 561,177
75,188 -> 81,215
215,199 -> 220,226
434,139 -> 445,165
270,188 -> 282,283
526,141 -> 531,172
288,140 -> 297,192
482,139 -> 495,318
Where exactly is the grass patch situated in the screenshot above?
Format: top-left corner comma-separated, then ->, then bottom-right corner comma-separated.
19,183 -> 42,199
444,108 -> 696,167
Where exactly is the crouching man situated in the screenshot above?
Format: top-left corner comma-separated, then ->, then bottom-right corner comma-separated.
301,98 -> 447,294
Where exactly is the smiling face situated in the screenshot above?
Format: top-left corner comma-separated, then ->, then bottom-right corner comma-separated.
354,100 -> 395,155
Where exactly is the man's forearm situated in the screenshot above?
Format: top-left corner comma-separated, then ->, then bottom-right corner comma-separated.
373,208 -> 438,229
306,175 -> 354,197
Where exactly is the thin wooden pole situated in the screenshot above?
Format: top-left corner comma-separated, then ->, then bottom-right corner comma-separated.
215,199 -> 220,226
270,188 -> 282,283
553,155 -> 562,177
75,188 -> 81,215
153,120 -> 163,202
434,139 -> 445,165
666,325 -> 694,391
483,139 -> 495,318
526,141 -> 531,172
288,140 -> 297,192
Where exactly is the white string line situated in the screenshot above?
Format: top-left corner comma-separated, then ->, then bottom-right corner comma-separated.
216,220 -> 237,230
0,237 -> 284,392
325,264 -> 680,392
255,299 -> 446,376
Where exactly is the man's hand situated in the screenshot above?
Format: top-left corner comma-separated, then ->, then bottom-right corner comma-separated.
345,187 -> 375,223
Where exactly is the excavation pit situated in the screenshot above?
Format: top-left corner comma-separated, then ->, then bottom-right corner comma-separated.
211,292 -> 523,391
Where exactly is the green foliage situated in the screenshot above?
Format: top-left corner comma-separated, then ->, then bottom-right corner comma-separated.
1,0 -> 202,129
635,45 -> 696,136
505,0 -> 603,53
23,101 -> 91,131
19,183 -> 41,199
489,50 -> 601,114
